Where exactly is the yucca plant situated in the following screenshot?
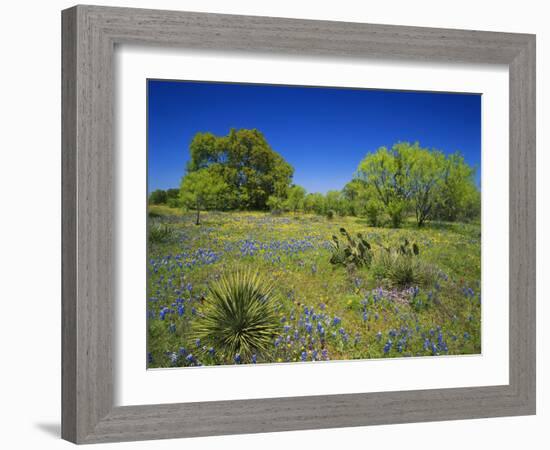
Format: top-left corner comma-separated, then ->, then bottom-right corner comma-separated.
373,240 -> 435,288
193,270 -> 279,363
148,223 -> 175,244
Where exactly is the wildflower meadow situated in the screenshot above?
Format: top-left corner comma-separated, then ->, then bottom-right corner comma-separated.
146,80 -> 481,368
147,207 -> 481,368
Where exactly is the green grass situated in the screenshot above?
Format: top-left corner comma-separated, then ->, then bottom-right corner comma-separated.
146,205 -> 481,367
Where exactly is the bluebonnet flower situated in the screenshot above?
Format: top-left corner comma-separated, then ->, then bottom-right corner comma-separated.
321,349 -> 329,360
319,303 -> 326,311
362,311 -> 368,322
186,354 -> 194,363
169,352 -> 178,364
195,338 -> 201,348
383,340 -> 392,354
177,304 -> 184,316
305,323 -> 313,334
397,339 -> 405,353
252,354 -> 257,364
312,350 -> 318,361
376,331 -> 382,342
178,347 -> 187,356
389,329 -> 397,338
169,323 -> 176,333
423,338 -> 430,351
208,347 -> 215,356
147,352 -> 153,364
301,351 -> 307,362
332,316 -> 342,326
234,353 -> 242,364
464,332 -> 470,340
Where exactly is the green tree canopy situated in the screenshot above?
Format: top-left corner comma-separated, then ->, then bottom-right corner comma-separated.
187,128 -> 294,210
394,142 -> 446,226
356,142 -> 478,227
342,179 -> 369,216
434,153 -> 478,221
303,193 -> 326,215
149,189 -> 168,205
179,168 -> 229,225
284,185 -> 307,213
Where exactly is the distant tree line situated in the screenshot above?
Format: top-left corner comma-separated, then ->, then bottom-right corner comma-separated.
148,188 -> 181,207
149,128 -> 480,227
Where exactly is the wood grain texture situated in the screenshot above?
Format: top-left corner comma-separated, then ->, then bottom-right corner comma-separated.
61,4 -> 536,444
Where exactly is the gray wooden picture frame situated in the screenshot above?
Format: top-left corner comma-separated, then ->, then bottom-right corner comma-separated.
61,4 -> 536,444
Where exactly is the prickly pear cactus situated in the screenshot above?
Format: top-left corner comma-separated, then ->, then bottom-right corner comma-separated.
329,228 -> 373,269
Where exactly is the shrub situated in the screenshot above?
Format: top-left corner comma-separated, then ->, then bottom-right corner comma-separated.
373,240 -> 436,288
148,224 -> 175,244
365,199 -> 383,227
267,195 -> 285,215
329,227 -> 373,270
166,197 -> 181,208
193,270 -> 279,363
386,199 -> 406,228
326,209 -> 335,220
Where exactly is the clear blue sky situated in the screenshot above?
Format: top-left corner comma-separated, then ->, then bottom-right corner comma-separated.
148,80 -> 481,194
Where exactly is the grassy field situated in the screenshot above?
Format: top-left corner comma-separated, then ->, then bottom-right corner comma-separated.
147,205 -> 481,368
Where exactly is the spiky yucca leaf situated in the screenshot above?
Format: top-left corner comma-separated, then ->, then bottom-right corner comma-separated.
148,223 -> 174,244
373,251 -> 436,288
193,271 -> 279,363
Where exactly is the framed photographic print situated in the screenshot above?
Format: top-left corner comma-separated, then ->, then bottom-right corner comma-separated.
62,5 -> 536,444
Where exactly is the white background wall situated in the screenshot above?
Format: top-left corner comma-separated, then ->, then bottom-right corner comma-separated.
0,1 -> 546,448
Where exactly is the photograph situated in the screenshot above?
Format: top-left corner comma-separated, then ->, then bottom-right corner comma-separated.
146,79 -> 482,368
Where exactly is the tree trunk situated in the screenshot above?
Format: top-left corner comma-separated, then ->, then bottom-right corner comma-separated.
195,208 -> 200,225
